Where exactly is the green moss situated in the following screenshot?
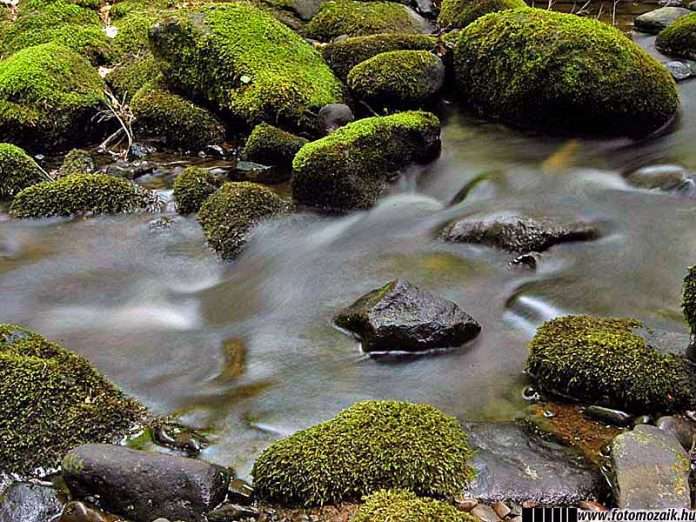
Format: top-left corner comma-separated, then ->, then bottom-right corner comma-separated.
0,143 -> 46,199
291,111 -> 440,211
252,400 -> 474,507
453,8 -> 679,136
306,0 -> 426,41
58,149 -> 95,177
353,490 -> 475,522
527,315 -> 695,413
322,33 -> 437,80
0,43 -> 105,152
437,0 -> 525,29
9,173 -> 158,218
197,181 -> 290,259
150,3 -> 344,131
347,50 -> 444,106
242,123 -> 308,166
683,266 -> 696,334
173,166 -> 221,214
657,12 -> 696,59
107,53 -> 160,101
112,9 -> 160,59
131,86 -> 225,151
0,323 -> 147,475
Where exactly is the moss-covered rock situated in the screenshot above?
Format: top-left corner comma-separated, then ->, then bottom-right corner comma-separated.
131,86 -> 226,151
527,315 -> 695,413
0,143 -> 46,199
252,400 -> 474,506
453,9 -> 679,136
322,33 -> 437,80
197,181 -> 290,259
347,50 -> 445,106
57,149 -> 96,178
173,167 -> 221,215
107,54 -> 160,101
437,0 -> 525,29
683,266 -> 696,337
291,111 -> 440,211
353,490 -> 474,522
0,43 -> 106,152
9,173 -> 158,218
149,3 -> 344,132
111,9 -> 159,59
657,12 -> 696,59
242,123 -> 308,166
0,323 -> 147,475
305,0 -> 428,41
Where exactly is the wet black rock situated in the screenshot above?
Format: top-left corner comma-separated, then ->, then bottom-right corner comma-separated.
62,444 -> 230,522
335,279 -> 481,353
656,415 -> 696,450
585,406 -> 634,427
462,422 -> 604,505
0,482 -> 62,522
59,501 -> 108,522
317,103 -> 355,135
635,7 -> 691,33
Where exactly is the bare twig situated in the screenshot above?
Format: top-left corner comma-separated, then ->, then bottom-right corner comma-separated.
95,89 -> 135,160
612,0 -> 621,26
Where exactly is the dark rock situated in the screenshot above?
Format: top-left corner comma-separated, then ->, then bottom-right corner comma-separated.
656,415 -> 696,450
207,504 -> 260,521
0,482 -> 62,522
585,406 -> 634,427
62,444 -> 230,522
59,501 -> 108,522
227,478 -> 254,505
634,7 -> 691,33
287,0 -> 322,20
335,279 -> 481,353
152,423 -> 208,456
317,103 -> 354,135
611,425 -> 691,509
462,422 -> 604,505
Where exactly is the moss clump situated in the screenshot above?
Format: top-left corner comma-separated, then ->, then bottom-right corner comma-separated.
58,149 -> 96,178
107,54 -> 160,101
306,1 -> 427,41
453,9 -> 679,136
683,266 -> 696,335
131,86 -> 225,151
322,33 -> 437,80
353,490 -> 475,522
527,315 -> 695,413
0,143 -> 46,199
657,12 -> 696,60
0,43 -> 105,152
347,50 -> 445,106
150,3 -> 344,132
437,0 -> 525,29
242,123 -> 308,166
197,182 -> 289,259
252,400 -> 474,507
173,167 -> 221,215
0,323 -> 147,475
10,173 -> 158,218
291,111 -> 440,211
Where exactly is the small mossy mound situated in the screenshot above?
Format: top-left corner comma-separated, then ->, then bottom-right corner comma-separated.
58,148 -> 95,177
683,266 -> 696,335
252,400 -> 474,506
0,42 -> 105,152
107,54 -> 160,101
242,123 -> 308,166
173,167 -> 221,215
527,315 -> 695,413
347,50 -> 445,106
197,182 -> 290,259
453,9 -> 679,136
291,111 -> 440,211
437,0 -> 525,29
149,3 -> 344,132
305,1 -> 427,41
657,12 -> 696,59
0,323 -> 147,475
10,173 -> 158,218
131,86 -> 225,151
0,143 -> 46,199
353,490 -> 475,522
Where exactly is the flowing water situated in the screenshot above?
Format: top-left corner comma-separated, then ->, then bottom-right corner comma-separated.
1,34 -> 695,479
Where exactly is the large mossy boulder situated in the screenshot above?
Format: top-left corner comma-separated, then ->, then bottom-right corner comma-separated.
453,9 -> 679,136
527,315 -> 695,414
241,123 -> 308,166
0,43 -> 106,152
0,143 -> 46,199
657,12 -> 696,59
291,111 -> 440,212
305,0 -> 429,41
149,3 -> 344,132
0,324 -> 147,475
437,0 -> 525,29
353,490 -> 474,522
9,173 -> 158,218
252,400 -> 474,506
173,167 -> 222,215
347,50 -> 445,107
107,54 -> 160,101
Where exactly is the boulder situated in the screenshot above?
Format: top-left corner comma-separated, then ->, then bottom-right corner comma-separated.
0,483 -> 62,522
335,279 -> 481,353
63,444 -> 230,522
611,425 -> 691,508
635,7 -> 691,34
656,415 -> 696,450
352,490 -> 472,522
317,103 -> 355,134
173,167 -> 222,215
437,0 -> 525,29
625,164 -> 693,192
657,12 -> 696,59
107,54 -> 160,101
241,123 -> 308,166
0,143 -> 46,199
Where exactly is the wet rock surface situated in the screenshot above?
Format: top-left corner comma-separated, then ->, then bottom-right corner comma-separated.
0,482 -> 62,522
625,164 -> 696,194
635,7 -> 692,33
656,415 -> 696,450
317,103 -> 355,135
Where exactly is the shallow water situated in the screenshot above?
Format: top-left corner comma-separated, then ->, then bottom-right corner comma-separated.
1,35 -> 695,478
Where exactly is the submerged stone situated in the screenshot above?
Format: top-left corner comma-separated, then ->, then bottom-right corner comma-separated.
352,490 -> 475,522
635,6 -> 691,34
